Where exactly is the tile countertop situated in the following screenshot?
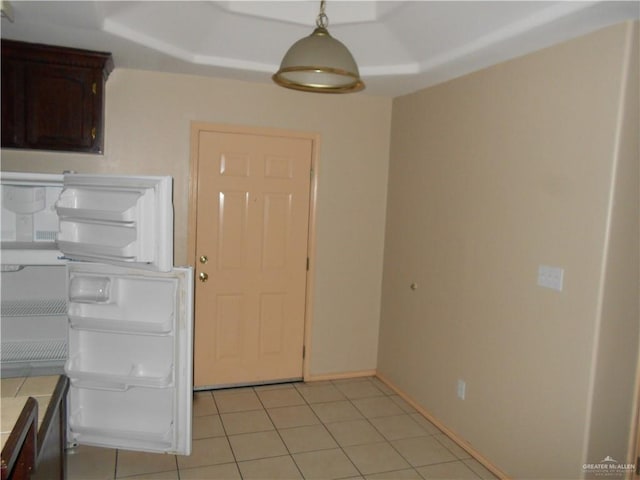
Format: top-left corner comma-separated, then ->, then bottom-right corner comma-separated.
1,375 -> 60,449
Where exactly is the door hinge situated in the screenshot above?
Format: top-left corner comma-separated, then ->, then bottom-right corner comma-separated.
302,345 -> 306,359
310,168 -> 314,180
306,257 -> 310,271
92,82 -> 97,95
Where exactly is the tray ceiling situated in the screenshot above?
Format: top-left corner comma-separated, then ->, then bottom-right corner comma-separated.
1,1 -> 638,97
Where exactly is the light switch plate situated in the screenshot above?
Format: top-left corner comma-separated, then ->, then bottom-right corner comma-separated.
457,379 -> 466,400
538,265 -> 564,291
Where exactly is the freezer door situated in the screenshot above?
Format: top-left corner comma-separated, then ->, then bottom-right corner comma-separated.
65,263 -> 193,455
56,173 -> 173,272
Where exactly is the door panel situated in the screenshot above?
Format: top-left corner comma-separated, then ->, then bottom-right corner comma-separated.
194,130 -> 312,387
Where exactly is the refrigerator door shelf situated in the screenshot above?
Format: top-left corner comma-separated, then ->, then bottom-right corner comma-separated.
68,397 -> 175,453
55,186 -> 150,223
67,373 -> 173,391
58,174 -> 173,272
68,315 -> 173,335
68,387 -> 175,452
68,314 -> 173,335
68,376 -> 172,392
67,272 -> 178,334
65,353 -> 173,390
66,331 -> 173,379
69,424 -> 174,454
58,232 -> 137,257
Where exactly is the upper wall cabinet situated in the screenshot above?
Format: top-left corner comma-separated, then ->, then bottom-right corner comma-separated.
1,40 -> 114,154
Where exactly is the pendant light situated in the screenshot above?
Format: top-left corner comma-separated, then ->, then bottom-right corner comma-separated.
273,0 -> 364,93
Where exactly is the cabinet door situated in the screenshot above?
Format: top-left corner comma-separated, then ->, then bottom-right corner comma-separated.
0,40 -> 112,154
24,63 -> 98,152
1,58 -> 25,147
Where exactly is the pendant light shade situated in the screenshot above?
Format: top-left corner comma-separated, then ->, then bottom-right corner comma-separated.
273,1 -> 364,93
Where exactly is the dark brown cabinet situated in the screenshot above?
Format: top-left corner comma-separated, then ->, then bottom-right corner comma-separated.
1,40 -> 113,153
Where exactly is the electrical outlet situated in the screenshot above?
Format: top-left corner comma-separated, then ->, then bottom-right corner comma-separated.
457,379 -> 466,400
537,265 -> 564,291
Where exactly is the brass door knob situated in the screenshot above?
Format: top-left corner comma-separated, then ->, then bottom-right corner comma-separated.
199,272 -> 209,282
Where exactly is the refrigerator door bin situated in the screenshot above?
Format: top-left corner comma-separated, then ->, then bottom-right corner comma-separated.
56,173 -> 173,272
68,313 -> 173,335
68,386 -> 175,452
58,220 -> 139,262
55,187 -> 149,223
65,331 -> 174,389
69,276 -> 111,303
67,272 -> 177,334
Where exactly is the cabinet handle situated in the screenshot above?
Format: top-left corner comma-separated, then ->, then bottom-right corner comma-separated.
199,272 -> 209,282
199,255 -> 208,264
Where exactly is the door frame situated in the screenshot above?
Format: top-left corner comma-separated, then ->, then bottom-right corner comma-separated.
187,122 -> 320,382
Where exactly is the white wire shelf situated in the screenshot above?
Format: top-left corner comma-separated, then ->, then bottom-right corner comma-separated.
1,339 -> 67,363
1,298 -> 67,317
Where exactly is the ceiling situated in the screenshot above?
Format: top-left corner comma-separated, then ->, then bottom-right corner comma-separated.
1,1 -> 638,97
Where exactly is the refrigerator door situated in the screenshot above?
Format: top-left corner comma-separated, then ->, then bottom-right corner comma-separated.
56,173 -> 173,272
64,262 -> 193,455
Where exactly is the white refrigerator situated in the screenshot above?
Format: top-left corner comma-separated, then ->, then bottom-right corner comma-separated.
0,171 -> 193,455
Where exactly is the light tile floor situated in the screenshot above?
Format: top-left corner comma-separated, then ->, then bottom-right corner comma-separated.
66,377 -> 499,479
1,375 -> 58,448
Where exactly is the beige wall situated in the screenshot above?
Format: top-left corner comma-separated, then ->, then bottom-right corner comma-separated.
0,71 -> 392,377
585,22 -> 639,472
378,21 -> 639,480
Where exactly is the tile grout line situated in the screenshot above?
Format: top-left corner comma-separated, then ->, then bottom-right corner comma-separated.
327,376 -> 480,479
298,377 -> 422,478
333,377 -> 426,479
293,380 -> 365,479
353,377 -> 483,479
210,390 -> 243,479
251,384 -> 307,480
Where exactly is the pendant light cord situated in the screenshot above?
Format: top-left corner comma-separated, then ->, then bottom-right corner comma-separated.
316,0 -> 329,29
